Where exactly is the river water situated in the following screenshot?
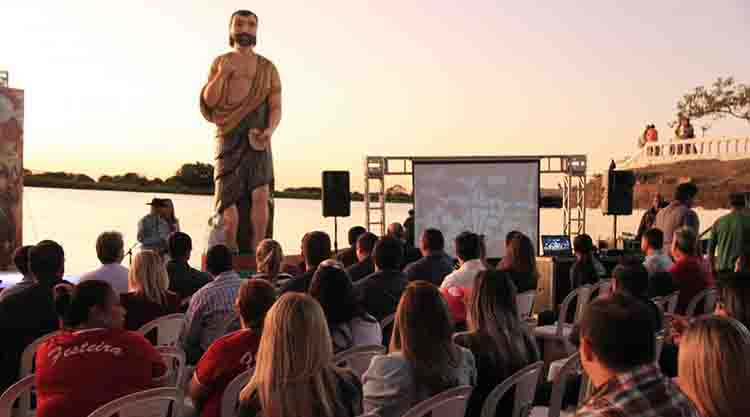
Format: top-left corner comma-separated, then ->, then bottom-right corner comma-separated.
23,187 -> 728,274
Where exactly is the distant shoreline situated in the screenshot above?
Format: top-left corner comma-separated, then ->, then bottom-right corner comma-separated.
23,177 -> 414,203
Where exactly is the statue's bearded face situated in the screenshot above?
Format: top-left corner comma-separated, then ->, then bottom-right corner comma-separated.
230,14 -> 258,48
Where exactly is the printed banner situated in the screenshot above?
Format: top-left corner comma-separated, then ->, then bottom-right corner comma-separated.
0,87 -> 23,270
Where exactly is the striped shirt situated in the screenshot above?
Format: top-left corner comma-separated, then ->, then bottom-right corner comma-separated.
576,364 -> 700,417
181,271 -> 242,362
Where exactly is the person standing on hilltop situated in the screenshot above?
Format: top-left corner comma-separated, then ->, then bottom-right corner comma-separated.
635,194 -> 666,241
675,116 -> 695,139
201,10 -> 282,254
708,193 -> 750,274
654,183 -> 699,252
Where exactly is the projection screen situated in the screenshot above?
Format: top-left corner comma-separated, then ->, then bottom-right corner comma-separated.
413,159 -> 540,259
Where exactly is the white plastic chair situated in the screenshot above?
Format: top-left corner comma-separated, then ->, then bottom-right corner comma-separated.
532,354 -> 581,417
593,279 -> 613,298
0,375 -> 34,417
686,288 -> 718,317
137,313 -> 186,347
516,291 -> 537,319
534,285 -> 592,340
86,387 -> 180,417
652,291 -> 680,315
157,346 -> 186,388
655,332 -> 665,364
332,345 -> 386,377
401,385 -> 473,417
17,330 -> 61,417
220,368 -> 253,417
379,314 -> 395,331
481,361 -> 543,417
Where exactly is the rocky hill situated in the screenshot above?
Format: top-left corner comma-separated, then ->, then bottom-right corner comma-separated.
586,159 -> 750,209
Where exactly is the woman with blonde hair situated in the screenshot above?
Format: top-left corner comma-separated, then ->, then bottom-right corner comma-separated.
363,281 -> 476,417
238,293 -> 362,417
120,250 -> 180,331
253,239 -> 292,288
678,315 -> 750,417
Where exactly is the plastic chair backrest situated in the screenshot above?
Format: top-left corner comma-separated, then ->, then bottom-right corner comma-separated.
546,353 -> 581,417
86,387 -> 180,417
18,330 -> 61,416
0,375 -> 34,417
332,345 -> 386,377
655,332 -> 665,363
557,285 -> 591,337
516,291 -> 536,319
220,368 -> 253,417
401,385 -> 473,417
157,346 -> 186,388
666,291 -> 680,314
594,279 -> 613,298
480,361 -> 543,417
137,313 -> 186,347
686,288 -> 718,317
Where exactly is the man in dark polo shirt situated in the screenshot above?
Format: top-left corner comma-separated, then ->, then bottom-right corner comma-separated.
346,232 -> 378,282
0,240 -> 66,393
336,226 -> 366,268
166,232 -> 212,307
282,231 -> 331,293
354,236 -> 407,322
403,228 -> 455,286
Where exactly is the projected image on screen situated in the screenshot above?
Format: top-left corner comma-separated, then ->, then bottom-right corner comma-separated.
413,160 -> 539,259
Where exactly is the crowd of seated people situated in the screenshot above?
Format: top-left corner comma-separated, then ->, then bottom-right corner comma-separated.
4,209 -> 750,417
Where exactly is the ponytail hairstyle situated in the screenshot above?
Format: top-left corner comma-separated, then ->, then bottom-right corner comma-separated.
256,239 -> 284,281
55,280 -> 114,329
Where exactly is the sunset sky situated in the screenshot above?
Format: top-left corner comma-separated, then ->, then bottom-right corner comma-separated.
2,1 -> 749,191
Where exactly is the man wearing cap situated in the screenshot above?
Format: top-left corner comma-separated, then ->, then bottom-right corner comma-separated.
137,198 -> 171,252
708,193 -> 750,274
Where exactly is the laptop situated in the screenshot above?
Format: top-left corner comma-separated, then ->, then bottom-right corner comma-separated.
541,235 -> 573,257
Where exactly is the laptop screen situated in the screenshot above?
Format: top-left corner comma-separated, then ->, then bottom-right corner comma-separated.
542,235 -> 572,256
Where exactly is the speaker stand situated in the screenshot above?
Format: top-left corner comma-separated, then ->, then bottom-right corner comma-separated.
333,216 -> 339,254
612,214 -> 618,249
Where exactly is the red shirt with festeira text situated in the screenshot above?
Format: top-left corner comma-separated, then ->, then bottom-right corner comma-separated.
35,328 -> 166,417
195,329 -> 261,417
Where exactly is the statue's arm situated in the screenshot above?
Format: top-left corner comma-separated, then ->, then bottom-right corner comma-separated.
266,66 -> 282,134
202,56 -> 231,109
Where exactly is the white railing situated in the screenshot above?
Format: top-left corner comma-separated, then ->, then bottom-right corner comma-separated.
621,136 -> 750,169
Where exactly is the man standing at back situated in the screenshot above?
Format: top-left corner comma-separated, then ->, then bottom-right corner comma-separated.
709,193 -> 750,274
654,183 -> 699,251
0,240 -> 66,393
181,244 -> 242,364
354,237 -> 407,321
575,294 -> 699,417
403,228 -> 455,286
80,231 -> 129,294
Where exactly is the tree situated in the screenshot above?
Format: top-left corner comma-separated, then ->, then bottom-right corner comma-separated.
676,77 -> 750,124
173,162 -> 214,188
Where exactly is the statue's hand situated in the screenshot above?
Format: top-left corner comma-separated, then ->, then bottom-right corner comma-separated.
248,128 -> 268,151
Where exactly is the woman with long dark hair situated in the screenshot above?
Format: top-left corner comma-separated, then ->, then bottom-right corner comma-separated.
456,270 -> 539,417
570,234 -> 605,288
35,280 -> 166,417
499,233 -> 539,292
363,281 -> 476,417
309,260 -> 381,352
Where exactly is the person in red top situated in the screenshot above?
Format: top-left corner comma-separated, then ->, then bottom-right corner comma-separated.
35,280 -> 167,417
669,226 -> 714,314
120,250 -> 180,332
189,278 -> 277,417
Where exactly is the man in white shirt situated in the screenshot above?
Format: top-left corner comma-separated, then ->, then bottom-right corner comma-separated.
440,231 -> 486,290
79,231 -> 130,294
641,228 -> 673,276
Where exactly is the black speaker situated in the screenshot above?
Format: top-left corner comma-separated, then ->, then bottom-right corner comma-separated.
602,170 -> 635,215
322,171 -> 351,217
